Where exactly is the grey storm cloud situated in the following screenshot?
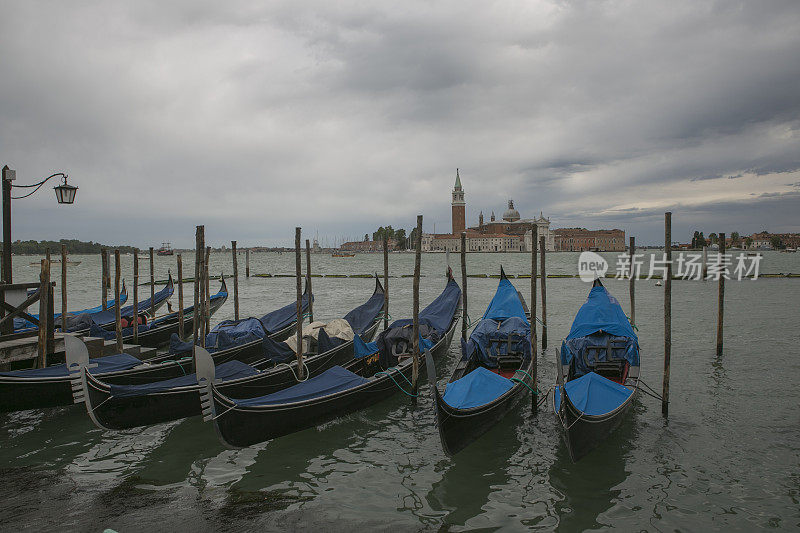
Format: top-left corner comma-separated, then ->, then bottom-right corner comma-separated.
1,0 -> 799,247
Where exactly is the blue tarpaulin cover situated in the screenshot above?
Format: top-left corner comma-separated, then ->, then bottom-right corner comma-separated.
343,287 -> 385,335
561,285 -> 639,372
463,316 -> 531,368
261,335 -> 302,364
233,365 -> 368,406
566,285 -> 637,341
109,360 -> 258,398
389,279 -> 461,334
89,322 -> 151,340
0,353 -> 142,378
442,366 -> 513,409
14,294 -> 128,331
82,280 -> 174,328
483,277 -> 529,322
259,292 -> 311,334
554,371 -> 633,416
353,333 -> 379,359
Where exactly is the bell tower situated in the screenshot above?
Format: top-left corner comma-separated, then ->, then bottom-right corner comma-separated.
451,169 -> 465,234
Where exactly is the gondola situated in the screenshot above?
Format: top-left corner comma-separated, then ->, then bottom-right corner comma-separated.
13,283 -> 128,332
0,285 -> 309,413
84,277 -> 228,349
553,278 -> 640,462
74,277 -> 385,430
428,267 -> 534,456
199,271 -> 462,449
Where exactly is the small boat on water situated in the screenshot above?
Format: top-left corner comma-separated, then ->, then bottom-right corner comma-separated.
428,267 -> 533,456
332,251 -> 355,257
554,278 -> 640,462
157,242 -> 174,256
199,270 -> 461,448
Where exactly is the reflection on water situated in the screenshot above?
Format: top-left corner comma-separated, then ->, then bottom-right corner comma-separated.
1,251 -> 799,530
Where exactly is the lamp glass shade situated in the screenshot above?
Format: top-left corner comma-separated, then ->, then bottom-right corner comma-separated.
54,183 -> 78,204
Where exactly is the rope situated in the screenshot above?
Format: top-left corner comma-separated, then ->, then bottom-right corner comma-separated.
274,360 -> 311,382
509,377 -> 537,395
375,368 -> 417,398
637,379 -> 664,401
626,316 -> 639,331
536,387 -> 551,409
377,311 -> 393,321
211,404 -> 237,420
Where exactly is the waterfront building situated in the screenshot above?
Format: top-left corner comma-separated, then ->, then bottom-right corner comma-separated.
553,228 -> 626,252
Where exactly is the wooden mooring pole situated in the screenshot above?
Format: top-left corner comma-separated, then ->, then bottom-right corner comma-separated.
461,232 -> 468,341
177,254 -> 184,339
540,235 -> 547,351
114,249 -> 123,353
412,215 -> 422,393
305,239 -> 313,323
716,233 -> 726,357
295,228 -> 304,380
204,246 -> 211,337
383,233 -> 389,330
531,224 -> 538,413
629,236 -> 636,326
702,245 -> 708,281
149,247 -> 155,318
246,248 -> 250,278
101,248 -> 108,311
60,244 -> 67,331
192,226 -> 202,357
231,241 -> 239,321
133,249 -> 139,344
36,257 -> 50,368
662,212 -> 672,418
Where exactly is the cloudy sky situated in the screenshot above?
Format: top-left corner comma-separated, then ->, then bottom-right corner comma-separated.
1,0 -> 799,247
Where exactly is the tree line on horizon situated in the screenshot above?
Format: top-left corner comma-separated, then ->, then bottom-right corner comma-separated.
3,239 -> 139,255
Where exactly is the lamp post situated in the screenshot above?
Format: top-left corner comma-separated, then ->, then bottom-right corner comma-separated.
1,165 -> 78,284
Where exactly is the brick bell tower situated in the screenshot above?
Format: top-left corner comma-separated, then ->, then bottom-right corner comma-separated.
451,169 -> 466,234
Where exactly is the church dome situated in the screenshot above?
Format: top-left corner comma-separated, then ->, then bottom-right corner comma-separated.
502,200 -> 520,222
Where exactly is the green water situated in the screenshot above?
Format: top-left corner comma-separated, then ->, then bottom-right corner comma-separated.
1,251 -> 798,531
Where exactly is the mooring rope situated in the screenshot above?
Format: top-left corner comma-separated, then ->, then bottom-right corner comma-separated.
274,360 -> 311,383
636,378 -> 664,401
375,367 -> 417,398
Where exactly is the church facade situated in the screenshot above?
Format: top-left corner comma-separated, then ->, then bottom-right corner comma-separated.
421,171 -> 554,252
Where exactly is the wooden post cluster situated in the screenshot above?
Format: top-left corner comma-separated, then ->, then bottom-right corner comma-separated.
133,250 -> 139,344
531,224 -> 538,413
149,247 -> 155,318
412,215 -> 423,393
294,228 -> 304,380
231,241 -> 239,321
177,254 -> 184,339
101,248 -> 109,311
246,248 -> 250,278
460,232 -> 468,341
114,249 -> 123,353
540,235 -> 547,351
629,236 -> 636,326
662,212 -> 672,417
383,234 -> 389,330
60,244 -> 67,331
716,233 -> 726,357
36,257 -> 50,368
305,238 -> 313,323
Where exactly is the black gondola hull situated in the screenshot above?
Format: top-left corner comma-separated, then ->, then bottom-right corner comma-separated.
84,321 -> 381,430
556,386 -> 635,462
433,362 -> 533,456
213,317 -> 458,448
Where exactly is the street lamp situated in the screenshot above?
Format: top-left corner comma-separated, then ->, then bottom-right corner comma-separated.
2,165 -> 78,284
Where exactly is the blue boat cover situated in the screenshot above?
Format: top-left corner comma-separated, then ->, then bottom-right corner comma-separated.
555,371 -> 633,416
232,365 -> 369,406
353,333 -> 379,359
388,279 -> 461,335
14,294 -> 128,331
343,288 -> 385,335
89,321 -> 151,340
81,281 -> 174,328
109,360 -> 258,398
483,277 -> 528,322
442,366 -> 513,409
0,352 -> 142,378
463,316 -> 531,368
261,335 -> 302,364
259,291 -> 311,334
566,285 -> 637,341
